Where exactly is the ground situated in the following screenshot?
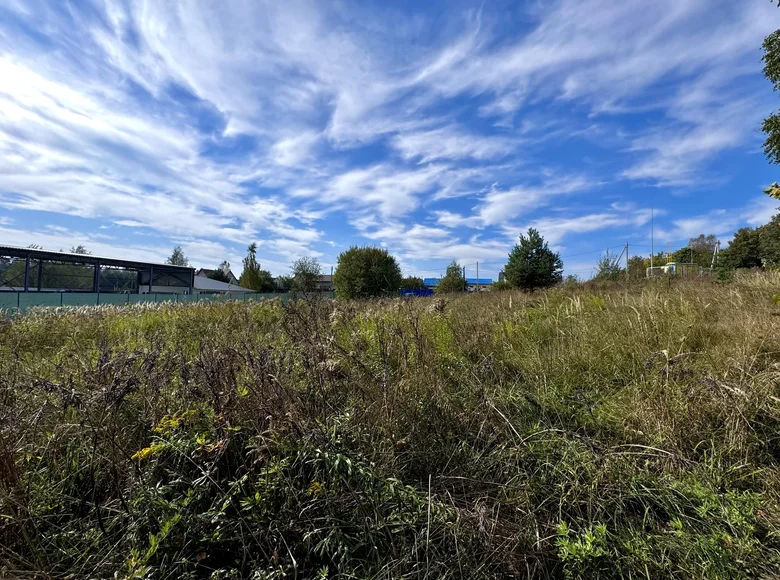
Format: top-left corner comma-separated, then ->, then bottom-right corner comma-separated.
1,274 -> 779,578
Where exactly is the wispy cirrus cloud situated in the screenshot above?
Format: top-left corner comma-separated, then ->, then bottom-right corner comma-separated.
0,0 -> 777,279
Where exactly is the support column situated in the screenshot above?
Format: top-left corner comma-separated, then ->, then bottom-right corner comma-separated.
93,261 -> 101,293
149,265 -> 154,294
23,254 -> 30,292
37,259 -> 43,291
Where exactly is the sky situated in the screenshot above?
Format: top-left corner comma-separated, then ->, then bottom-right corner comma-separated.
1,0 -> 779,281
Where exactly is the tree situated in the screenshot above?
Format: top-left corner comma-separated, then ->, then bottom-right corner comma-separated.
238,244 -> 274,292
400,276 -> 426,290
503,228 -> 563,291
762,10 -> 780,198
766,183 -> 780,200
763,26 -> 780,166
291,257 -> 321,293
594,250 -> 623,281
207,261 -> 233,283
627,256 -> 646,280
436,260 -> 465,294
208,269 -> 231,283
70,245 -> 90,255
333,246 -> 403,299
665,234 -> 718,269
688,234 -> 717,253
719,228 -> 762,270
759,213 -> 780,267
166,246 -> 189,267
274,275 -> 293,293
669,246 -> 714,269
255,270 -> 277,293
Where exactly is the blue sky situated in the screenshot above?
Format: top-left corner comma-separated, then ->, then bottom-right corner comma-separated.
1,0 -> 779,280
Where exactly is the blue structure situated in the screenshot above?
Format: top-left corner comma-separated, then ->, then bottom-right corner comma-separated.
420,277 -> 493,293
422,277 -> 492,287
399,289 -> 435,297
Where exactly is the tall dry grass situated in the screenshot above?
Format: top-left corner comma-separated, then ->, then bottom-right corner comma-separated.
1,277 -> 779,578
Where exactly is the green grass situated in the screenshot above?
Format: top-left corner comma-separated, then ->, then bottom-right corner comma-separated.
1,275 -> 779,578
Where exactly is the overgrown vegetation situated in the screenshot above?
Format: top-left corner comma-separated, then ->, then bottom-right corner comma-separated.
2,274 -> 780,578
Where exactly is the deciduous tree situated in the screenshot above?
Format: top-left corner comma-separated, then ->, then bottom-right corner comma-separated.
761,8 -> 780,197
333,246 -> 402,299
291,257 -> 322,293
436,260 -> 465,294
719,228 -> 762,270
594,250 -> 623,281
400,276 -> 426,290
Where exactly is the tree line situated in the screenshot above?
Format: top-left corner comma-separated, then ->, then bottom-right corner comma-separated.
171,226 -> 565,299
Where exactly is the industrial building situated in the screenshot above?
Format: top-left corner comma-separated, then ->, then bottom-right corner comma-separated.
0,245 -> 195,294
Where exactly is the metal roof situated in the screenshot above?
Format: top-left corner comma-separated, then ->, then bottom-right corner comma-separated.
193,276 -> 254,292
423,277 -> 493,286
0,244 -> 195,271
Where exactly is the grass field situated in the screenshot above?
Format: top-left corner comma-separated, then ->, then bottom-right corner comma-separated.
1,274 -> 780,579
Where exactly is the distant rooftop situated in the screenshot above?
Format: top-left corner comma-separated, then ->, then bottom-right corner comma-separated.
193,276 -> 253,293
423,277 -> 493,286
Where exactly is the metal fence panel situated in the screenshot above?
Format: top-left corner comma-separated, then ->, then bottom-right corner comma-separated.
0,294 -> 18,310
129,294 -> 155,304
20,293 -> 62,309
98,294 -> 131,306
62,293 -> 99,307
0,291 -> 327,312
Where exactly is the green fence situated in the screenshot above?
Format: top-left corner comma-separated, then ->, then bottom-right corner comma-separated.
0,292 -> 334,313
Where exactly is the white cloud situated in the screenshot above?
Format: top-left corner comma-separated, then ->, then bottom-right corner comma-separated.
270,131 -> 322,167
0,0 -> 776,275
621,98 -> 763,186
391,126 -> 517,163
654,198 -> 780,247
435,174 -> 602,230
519,209 -> 653,246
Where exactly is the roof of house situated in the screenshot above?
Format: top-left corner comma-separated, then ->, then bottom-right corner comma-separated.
196,267 -> 238,279
423,277 -> 493,286
193,276 -> 254,293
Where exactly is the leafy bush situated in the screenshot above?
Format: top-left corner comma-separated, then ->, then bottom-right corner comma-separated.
333,246 -> 402,299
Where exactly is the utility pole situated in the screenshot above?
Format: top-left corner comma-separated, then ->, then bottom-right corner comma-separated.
476,261 -> 479,293
463,265 -> 466,293
710,241 -> 720,270
625,242 -> 629,282
650,205 -> 654,269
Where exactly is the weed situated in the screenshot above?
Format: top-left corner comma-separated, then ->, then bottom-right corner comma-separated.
0,279 -> 779,578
